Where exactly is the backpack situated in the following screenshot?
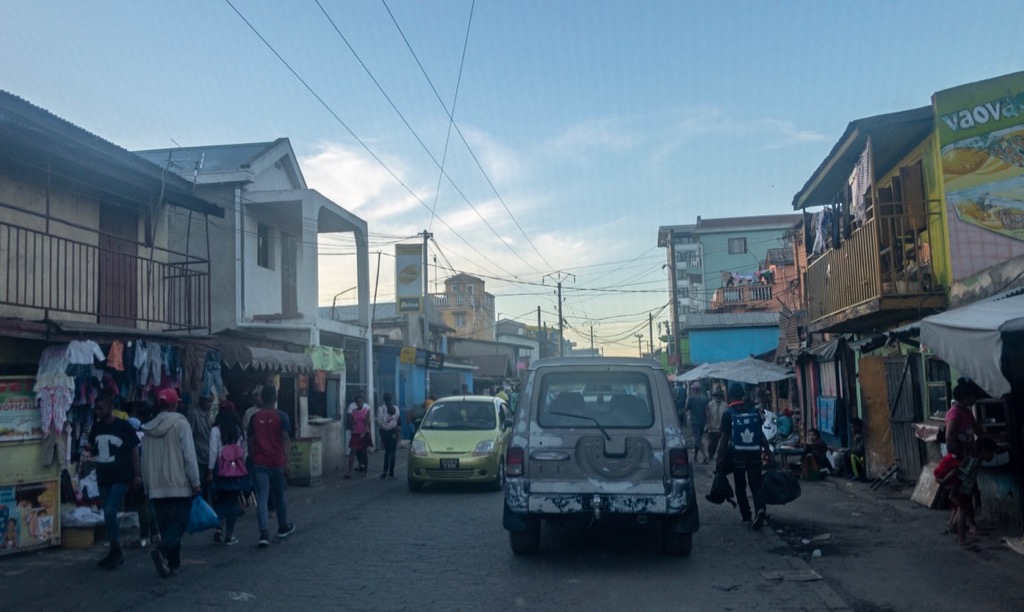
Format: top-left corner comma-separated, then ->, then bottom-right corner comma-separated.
729,407 -> 762,452
217,443 -> 248,479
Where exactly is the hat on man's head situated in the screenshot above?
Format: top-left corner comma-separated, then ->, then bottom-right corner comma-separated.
727,383 -> 746,401
156,388 -> 181,405
690,382 -> 702,391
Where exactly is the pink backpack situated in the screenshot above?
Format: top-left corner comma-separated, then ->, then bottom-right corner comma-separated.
217,443 -> 248,478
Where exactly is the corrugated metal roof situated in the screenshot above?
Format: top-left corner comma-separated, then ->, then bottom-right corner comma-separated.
696,214 -> 803,231
135,140 -> 282,178
792,106 -> 933,210
686,311 -> 780,329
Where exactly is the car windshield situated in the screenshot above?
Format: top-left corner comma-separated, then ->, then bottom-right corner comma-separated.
421,401 -> 496,431
538,371 -> 654,429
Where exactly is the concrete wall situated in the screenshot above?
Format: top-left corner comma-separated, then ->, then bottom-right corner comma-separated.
689,326 -> 780,363
702,228 -> 792,296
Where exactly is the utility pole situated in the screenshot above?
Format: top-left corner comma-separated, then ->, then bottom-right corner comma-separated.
543,272 -> 574,358
537,306 -> 542,358
649,313 -> 654,358
635,333 -> 644,358
590,324 -> 594,353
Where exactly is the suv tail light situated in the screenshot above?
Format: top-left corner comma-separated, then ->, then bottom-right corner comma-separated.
507,447 -> 525,477
669,448 -> 689,478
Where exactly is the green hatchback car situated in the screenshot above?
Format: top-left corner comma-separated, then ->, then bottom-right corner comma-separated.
408,395 -> 513,491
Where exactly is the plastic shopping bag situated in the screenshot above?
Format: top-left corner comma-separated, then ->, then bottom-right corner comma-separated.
187,495 -> 220,534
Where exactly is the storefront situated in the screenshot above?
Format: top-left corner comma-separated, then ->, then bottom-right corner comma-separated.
920,290 -> 1024,531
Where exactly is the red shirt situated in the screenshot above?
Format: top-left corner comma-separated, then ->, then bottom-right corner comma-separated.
248,408 -> 291,468
944,402 -> 976,456
934,453 -> 961,487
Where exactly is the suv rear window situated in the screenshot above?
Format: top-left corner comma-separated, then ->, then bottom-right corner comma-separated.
538,371 -> 653,428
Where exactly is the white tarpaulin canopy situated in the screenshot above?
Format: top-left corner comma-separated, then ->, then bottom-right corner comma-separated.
676,362 -> 717,382
675,357 -> 792,385
708,357 -> 793,384
920,292 -> 1024,398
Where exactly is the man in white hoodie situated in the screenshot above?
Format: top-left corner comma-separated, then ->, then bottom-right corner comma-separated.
142,388 -> 200,578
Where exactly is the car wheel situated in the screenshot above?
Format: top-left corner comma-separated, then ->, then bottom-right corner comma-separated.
490,457 -> 506,492
509,518 -> 541,555
662,523 -> 692,557
408,478 -> 424,492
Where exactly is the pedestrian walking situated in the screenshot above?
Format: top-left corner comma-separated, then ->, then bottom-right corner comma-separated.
345,392 -> 372,478
685,382 -> 709,463
248,384 -> 295,547
187,392 -> 214,500
87,389 -> 141,569
377,392 -> 401,479
141,388 -> 201,578
717,383 -> 770,530
705,387 -> 728,463
208,403 -> 246,545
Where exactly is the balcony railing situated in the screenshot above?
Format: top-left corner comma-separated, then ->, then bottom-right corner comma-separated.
806,204 -> 940,326
0,207 -> 210,332
711,284 -> 774,310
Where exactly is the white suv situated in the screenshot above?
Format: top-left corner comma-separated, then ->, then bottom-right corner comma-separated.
502,357 -> 700,555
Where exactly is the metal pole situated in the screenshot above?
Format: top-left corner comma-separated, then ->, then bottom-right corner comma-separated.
635,333 -> 643,357
537,306 -> 542,359
558,280 -> 564,357
649,313 -> 654,358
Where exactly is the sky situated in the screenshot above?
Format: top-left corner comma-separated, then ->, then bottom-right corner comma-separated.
3,1 -> 1023,355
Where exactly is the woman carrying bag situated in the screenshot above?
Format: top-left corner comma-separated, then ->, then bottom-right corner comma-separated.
377,392 -> 401,479
207,404 -> 247,545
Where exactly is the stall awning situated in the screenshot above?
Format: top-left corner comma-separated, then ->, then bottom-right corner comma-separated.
920,292 -> 1024,397
221,344 -> 314,374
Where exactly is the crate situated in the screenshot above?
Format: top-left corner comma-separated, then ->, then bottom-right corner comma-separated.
61,527 -> 95,549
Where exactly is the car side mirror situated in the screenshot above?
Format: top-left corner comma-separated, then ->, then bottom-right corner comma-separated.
503,418 -> 513,430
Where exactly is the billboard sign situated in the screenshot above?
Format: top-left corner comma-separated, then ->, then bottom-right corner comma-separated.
934,72 -> 1024,242
395,244 -> 423,313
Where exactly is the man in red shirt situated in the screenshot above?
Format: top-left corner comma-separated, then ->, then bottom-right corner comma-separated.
247,384 -> 295,547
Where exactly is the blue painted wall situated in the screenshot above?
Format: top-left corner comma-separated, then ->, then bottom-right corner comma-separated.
689,327 -> 779,363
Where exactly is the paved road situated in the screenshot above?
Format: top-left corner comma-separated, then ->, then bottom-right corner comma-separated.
2,457 -> 850,611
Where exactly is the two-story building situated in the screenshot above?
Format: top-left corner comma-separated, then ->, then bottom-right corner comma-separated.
433,273 -> 496,341
136,139 -> 373,471
0,91 -> 227,543
658,214 -> 801,367
792,71 -> 1024,494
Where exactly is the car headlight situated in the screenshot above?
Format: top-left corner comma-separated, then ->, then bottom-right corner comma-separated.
473,440 -> 495,456
411,440 -> 428,457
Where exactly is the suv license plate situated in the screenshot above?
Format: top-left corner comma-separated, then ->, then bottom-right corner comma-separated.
439,458 -> 459,470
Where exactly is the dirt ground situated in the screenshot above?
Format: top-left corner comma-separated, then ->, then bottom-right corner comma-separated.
694,463 -> 1024,612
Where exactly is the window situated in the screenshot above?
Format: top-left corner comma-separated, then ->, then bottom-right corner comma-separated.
454,312 -> 467,327
467,284 -> 475,295
257,223 -> 273,269
676,269 -> 686,281
728,237 -> 747,254
677,287 -> 689,298
688,273 -> 702,286
538,371 -> 653,429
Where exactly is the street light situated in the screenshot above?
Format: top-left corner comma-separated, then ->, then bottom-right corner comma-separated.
330,286 -> 359,320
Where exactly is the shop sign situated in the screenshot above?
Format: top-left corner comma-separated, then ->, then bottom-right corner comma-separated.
935,72 -> 1024,243
399,346 -> 417,364
427,352 -> 445,370
0,481 -> 59,555
0,377 -> 42,444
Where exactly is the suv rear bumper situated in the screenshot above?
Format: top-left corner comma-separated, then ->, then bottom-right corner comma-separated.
504,489 -> 699,534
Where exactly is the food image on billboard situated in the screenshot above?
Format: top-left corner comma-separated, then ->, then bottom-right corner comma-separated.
943,125 -> 1024,240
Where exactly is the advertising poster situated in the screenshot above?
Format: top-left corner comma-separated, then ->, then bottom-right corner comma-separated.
934,72 -> 1024,242
0,481 -> 59,555
395,243 -> 423,313
0,377 -> 43,443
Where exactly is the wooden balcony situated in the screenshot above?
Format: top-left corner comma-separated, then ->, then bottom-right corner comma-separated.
0,209 -> 211,332
805,205 -> 946,333
711,284 -> 775,311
